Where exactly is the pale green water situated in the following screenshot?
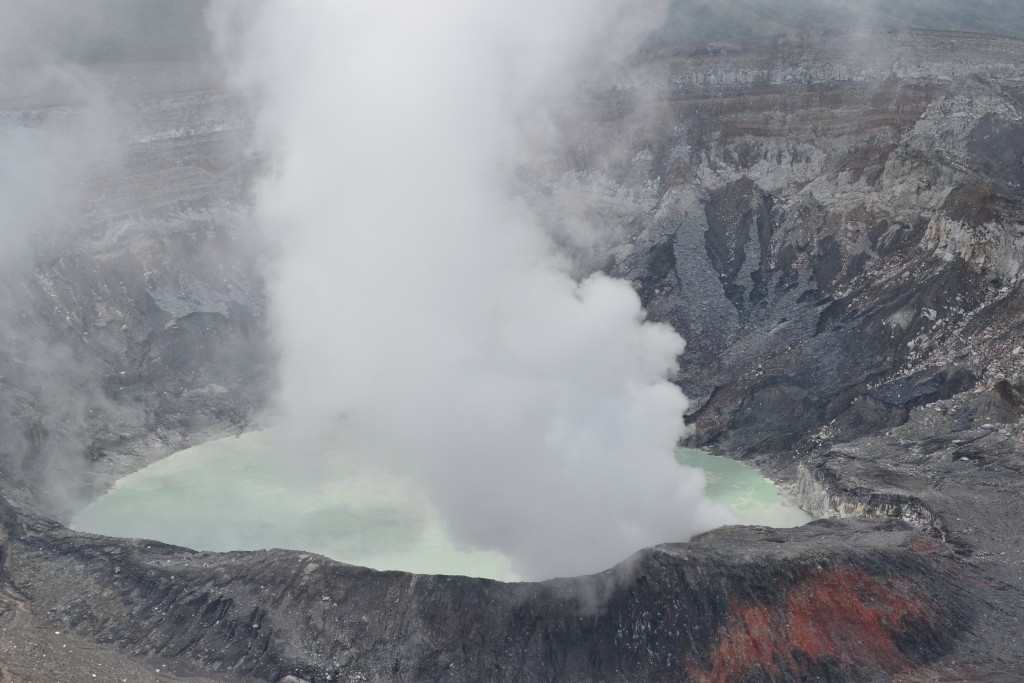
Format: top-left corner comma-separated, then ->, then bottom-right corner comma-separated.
674,448 -> 812,528
72,433 -> 809,581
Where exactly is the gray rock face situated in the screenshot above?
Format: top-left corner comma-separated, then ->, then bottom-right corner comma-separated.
0,64 -> 269,518
544,31 -> 1024,459
2,28 -> 1024,683
3,509 -> 994,683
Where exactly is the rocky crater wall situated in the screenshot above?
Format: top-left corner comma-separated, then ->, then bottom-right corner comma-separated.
543,30 -> 1024,462
0,65 -> 269,518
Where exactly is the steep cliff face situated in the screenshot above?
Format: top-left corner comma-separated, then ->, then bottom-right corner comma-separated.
541,31 -> 1024,459
0,65 -> 269,518
2,29 -> 1024,682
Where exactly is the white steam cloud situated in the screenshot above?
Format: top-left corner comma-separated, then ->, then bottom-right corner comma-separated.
211,0 -> 732,579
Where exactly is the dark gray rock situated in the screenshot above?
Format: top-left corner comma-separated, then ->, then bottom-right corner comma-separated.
2,511 -> 996,683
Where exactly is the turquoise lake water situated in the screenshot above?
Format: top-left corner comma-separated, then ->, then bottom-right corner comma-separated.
72,431 -> 810,581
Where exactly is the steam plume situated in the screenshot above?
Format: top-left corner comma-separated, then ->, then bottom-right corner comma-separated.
210,0 -> 732,579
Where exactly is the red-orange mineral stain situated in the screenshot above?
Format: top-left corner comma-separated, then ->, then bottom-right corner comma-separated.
697,568 -> 930,683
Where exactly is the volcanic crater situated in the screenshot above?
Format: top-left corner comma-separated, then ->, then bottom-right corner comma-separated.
1,19 -> 1024,683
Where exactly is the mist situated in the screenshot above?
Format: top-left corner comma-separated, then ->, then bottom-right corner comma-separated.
0,2 -> 126,517
0,0 -> 246,518
646,0 -> 1024,48
0,0 -> 210,66
209,0 -> 733,579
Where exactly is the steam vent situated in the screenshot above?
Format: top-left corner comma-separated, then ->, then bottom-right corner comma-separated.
2,1 -> 1024,681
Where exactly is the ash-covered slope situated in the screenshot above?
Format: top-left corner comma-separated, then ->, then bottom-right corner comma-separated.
0,504 -> 999,682
562,30 -> 1024,456
0,64 -> 268,518
2,28 -> 1024,682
